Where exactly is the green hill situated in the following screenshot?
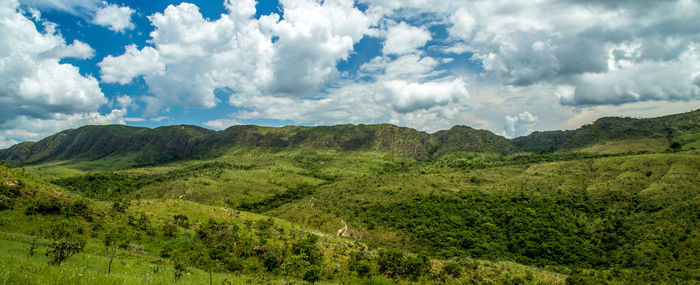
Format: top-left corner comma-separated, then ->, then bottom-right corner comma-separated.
514,109 -> 700,153
1,110 -> 699,284
0,123 -> 514,166
433,125 -> 520,155
0,162 -> 565,284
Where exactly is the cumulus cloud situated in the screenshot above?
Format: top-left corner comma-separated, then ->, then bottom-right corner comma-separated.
52,39 -> 95,59
92,3 -> 135,33
504,111 -> 539,138
383,22 -> 431,55
266,0 -> 371,95
99,45 -> 165,84
441,0 -> 700,105
0,0 -> 106,122
0,109 -> 126,149
99,0 -> 372,115
385,78 -> 468,113
202,118 -> 243,130
0,0 -> 125,148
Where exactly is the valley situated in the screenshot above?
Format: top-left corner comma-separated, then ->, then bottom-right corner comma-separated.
0,111 -> 699,284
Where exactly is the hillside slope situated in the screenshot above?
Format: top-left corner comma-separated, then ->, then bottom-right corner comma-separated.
514,109 -> 700,153
2,110 -> 698,165
0,164 -> 565,284
0,123 -> 514,165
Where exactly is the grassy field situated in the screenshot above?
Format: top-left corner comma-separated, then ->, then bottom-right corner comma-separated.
0,162 -> 569,284
3,141 -> 699,284
575,138 -> 670,154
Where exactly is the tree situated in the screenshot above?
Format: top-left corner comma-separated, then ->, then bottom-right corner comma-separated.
303,267 -> 320,284
45,222 -> 85,266
163,222 -> 178,238
377,249 -> 405,278
174,262 -> 186,281
104,226 -> 129,274
348,250 -> 373,277
292,234 -> 321,265
280,254 -> 310,281
173,214 -> 189,228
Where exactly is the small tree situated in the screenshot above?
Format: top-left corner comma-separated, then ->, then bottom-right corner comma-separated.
377,249 -> 405,278
28,236 -> 39,256
174,262 -> 186,281
45,223 -> 85,266
173,214 -> 189,228
163,222 -> 178,238
104,226 -> 129,274
303,267 -> 320,284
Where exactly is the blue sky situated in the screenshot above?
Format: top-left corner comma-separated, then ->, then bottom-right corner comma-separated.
1,0 -> 699,148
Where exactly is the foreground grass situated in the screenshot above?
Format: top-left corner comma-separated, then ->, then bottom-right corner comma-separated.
0,232 -> 255,285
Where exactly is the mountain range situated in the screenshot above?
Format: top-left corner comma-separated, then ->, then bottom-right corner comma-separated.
2,110 -> 698,165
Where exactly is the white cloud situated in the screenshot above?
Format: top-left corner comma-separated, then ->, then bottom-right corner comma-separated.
0,109 -> 126,149
504,111 -> 539,138
100,0 -> 372,116
92,4 -> 135,33
52,39 -> 94,59
100,45 -> 165,84
383,22 -> 431,55
115,95 -> 133,109
18,0 -> 101,16
385,78 -> 468,113
203,118 -> 243,130
0,0 -> 106,122
262,0 -> 372,95
441,0 -> 700,105
0,0 -> 125,148
449,8 -> 476,40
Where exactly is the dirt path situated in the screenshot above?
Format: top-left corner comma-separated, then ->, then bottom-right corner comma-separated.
336,219 -> 348,236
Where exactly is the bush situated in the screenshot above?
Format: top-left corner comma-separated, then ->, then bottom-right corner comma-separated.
174,262 -> 186,281
45,222 -> 85,266
303,267 -> 321,284
25,197 -> 62,215
0,181 -> 21,210
291,234 -> 321,265
377,249 -> 405,278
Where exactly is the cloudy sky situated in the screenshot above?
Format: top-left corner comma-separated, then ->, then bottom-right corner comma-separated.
1,0 -> 699,148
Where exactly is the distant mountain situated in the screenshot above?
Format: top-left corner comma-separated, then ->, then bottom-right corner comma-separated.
1,110 -> 698,165
0,123 -> 513,165
0,125 -> 217,165
514,109 -> 700,153
432,125 -> 520,155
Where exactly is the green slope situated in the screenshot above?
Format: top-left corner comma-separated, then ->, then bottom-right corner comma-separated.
514,109 -> 700,153
0,164 -> 566,284
0,123 -> 516,166
38,146 -> 700,283
2,110 -> 700,284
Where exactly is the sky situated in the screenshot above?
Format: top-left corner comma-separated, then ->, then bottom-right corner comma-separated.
1,0 -> 699,148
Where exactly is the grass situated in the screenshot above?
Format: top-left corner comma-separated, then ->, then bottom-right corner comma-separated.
575,138 -> 669,154
0,232 -> 253,285
4,146 -> 700,283
1,162 -> 568,284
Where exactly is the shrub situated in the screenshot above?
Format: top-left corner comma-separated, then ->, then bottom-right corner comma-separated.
45,222 -> 85,266
303,267 -> 321,284
25,197 -> 62,215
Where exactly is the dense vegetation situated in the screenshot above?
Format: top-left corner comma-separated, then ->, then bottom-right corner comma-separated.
0,164 -> 561,284
0,110 -> 699,284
